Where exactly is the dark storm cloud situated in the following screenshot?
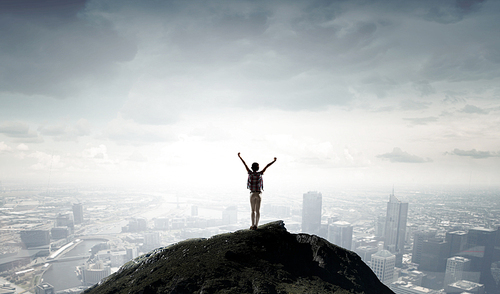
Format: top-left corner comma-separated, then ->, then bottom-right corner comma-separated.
420,0 -> 485,24
0,0 -> 137,98
0,0 -> 87,16
2,0 -> 500,120
377,147 -> 432,163
447,148 -> 499,158
133,0 -> 496,103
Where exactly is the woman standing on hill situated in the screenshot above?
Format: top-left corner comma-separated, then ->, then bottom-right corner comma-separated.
238,153 -> 277,230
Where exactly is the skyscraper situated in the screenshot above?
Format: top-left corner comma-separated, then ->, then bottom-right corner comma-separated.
222,206 -> 238,225
384,191 -> 408,266
375,216 -> 386,237
419,238 -> 450,272
444,256 -> 471,286
371,250 -> 396,286
412,230 -> 436,264
328,220 -> 353,250
302,191 -> 322,235
73,203 -> 84,225
20,230 -> 50,248
446,231 -> 467,257
461,227 -> 497,294
191,205 -> 199,216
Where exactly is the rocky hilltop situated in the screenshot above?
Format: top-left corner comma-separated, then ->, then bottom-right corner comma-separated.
84,221 -> 394,294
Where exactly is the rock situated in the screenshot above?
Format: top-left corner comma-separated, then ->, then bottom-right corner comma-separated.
84,221 -> 394,294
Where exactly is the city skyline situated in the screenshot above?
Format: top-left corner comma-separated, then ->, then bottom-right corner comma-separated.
0,0 -> 499,191
1,182 -> 499,292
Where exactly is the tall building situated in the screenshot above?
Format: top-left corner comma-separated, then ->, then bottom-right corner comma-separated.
56,213 -> 74,231
384,191 -> 408,266
72,203 -> 84,224
302,191 -> 322,235
137,218 -> 147,231
419,238 -> 449,272
371,250 -> 396,286
412,230 -> 436,264
444,256 -> 471,286
154,217 -> 169,230
191,205 -> 198,216
144,232 -> 161,247
20,230 -> 50,248
126,246 -> 138,261
50,227 -> 70,240
375,216 -> 386,237
222,206 -> 238,225
446,231 -> 467,257
328,221 -> 353,250
461,227 -> 497,294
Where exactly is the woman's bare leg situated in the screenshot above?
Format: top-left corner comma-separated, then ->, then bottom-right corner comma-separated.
250,192 -> 261,229
254,195 -> 261,227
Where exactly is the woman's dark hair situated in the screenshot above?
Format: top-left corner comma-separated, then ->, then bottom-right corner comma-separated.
251,162 -> 259,172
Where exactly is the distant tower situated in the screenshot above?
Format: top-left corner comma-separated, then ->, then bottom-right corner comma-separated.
445,231 -> 467,257
191,205 -> 199,217
154,217 -> 169,230
370,250 -> 396,286
73,203 -> 84,225
384,190 -> 408,266
302,191 -> 322,235
222,206 -> 238,225
144,232 -> 161,247
463,227 -> 496,292
20,230 -> 50,248
412,230 -> 436,264
328,221 -> 353,250
375,215 -> 386,237
56,212 -> 74,227
419,238 -> 449,272
444,256 -> 471,286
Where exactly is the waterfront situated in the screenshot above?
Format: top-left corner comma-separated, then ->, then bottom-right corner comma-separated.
41,240 -> 104,292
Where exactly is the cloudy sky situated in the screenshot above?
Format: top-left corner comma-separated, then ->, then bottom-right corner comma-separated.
0,0 -> 499,192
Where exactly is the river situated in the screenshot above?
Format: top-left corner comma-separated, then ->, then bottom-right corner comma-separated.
41,240 -> 104,292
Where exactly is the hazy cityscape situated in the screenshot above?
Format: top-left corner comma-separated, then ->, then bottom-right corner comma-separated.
2,0 -> 500,294
0,183 -> 498,293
